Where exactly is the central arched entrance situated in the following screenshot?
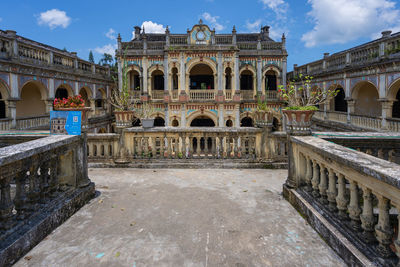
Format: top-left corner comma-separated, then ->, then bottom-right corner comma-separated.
190,116 -> 215,127
189,64 -> 214,89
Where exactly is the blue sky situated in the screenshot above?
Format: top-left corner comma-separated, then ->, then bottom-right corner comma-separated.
1,0 -> 400,71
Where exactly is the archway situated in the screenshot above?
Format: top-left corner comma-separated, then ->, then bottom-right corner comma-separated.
17,81 -> 46,117
171,67 -> 178,90
154,116 -> 165,127
333,87 -> 347,112
265,70 -> 277,91
240,70 -> 253,90
96,88 -> 106,109
55,87 -> 69,99
190,115 -> 215,127
225,67 -> 232,90
79,87 -> 91,107
0,92 -> 5,119
129,70 -> 141,91
189,64 -> 214,89
352,82 -> 381,117
226,119 -> 233,127
152,70 -> 164,91
241,117 -> 254,127
393,90 -> 400,118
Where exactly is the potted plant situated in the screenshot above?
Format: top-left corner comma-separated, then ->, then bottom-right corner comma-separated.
135,102 -> 156,128
254,92 -> 273,128
278,74 -> 338,134
109,52 -> 137,127
53,95 -> 91,126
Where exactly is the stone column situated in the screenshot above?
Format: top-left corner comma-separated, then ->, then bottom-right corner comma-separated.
282,58 -> 287,88
257,58 -> 262,95
218,104 -> 224,126
233,54 -> 240,101
346,99 -> 355,123
117,58 -> 123,91
380,100 -> 394,129
235,104 -> 240,128
164,53 -> 169,101
217,52 -> 223,91
6,100 -> 17,129
375,194 -> 394,257
49,78 -> 55,99
181,104 -> 186,127
142,57 -> 148,100
180,53 -> 186,94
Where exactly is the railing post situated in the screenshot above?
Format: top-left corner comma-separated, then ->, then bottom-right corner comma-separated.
326,169 -> 337,211
375,194 -> 394,258
348,180 -> 361,231
360,187 -> 376,243
336,174 -> 348,220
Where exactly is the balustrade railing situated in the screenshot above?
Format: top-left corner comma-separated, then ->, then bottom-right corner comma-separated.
189,89 -> 215,100
387,118 -> 400,132
289,135 -> 400,264
0,118 -> 11,131
0,135 -> 91,266
87,133 -> 119,160
53,53 -> 74,69
16,115 -> 49,130
215,35 -> 233,44
18,44 -> 50,65
225,90 -> 233,100
265,90 -> 278,100
326,111 -> 347,123
237,43 -> 258,50
152,90 -> 164,100
172,90 -> 178,99
147,42 -> 165,50
240,90 -> 254,100
350,114 -> 382,130
261,42 -> 282,50
170,36 -> 188,45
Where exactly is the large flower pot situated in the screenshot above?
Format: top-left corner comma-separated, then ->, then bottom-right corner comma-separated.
114,110 -> 135,127
141,118 -> 154,128
282,109 -> 315,135
55,107 -> 92,129
254,110 -> 273,128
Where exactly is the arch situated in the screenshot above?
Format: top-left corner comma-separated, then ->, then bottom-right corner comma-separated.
264,69 -> 278,91
387,77 -> 400,101
225,67 -> 232,90
96,88 -> 107,108
393,89 -> 400,118
186,58 -> 217,75
241,117 -> 254,127
154,116 -> 165,127
17,81 -> 47,117
79,87 -> 92,107
351,81 -> 381,117
332,86 -> 347,112
20,80 -> 48,100
189,63 -> 214,89
0,79 -> 10,100
190,115 -> 216,127
226,119 -> 233,127
262,65 -> 281,77
151,69 -> 164,90
128,69 -> 141,91
171,118 -> 179,127
187,110 -> 218,127
128,64 -> 142,74
0,80 -> 9,119
171,67 -> 179,90
272,117 -> 280,131
55,83 -> 74,99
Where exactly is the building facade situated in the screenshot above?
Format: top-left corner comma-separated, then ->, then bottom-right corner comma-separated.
116,20 -> 287,128
288,30 -> 400,132
0,30 -> 114,133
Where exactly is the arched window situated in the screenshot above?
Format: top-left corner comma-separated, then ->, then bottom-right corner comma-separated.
79,88 -> 91,107
190,64 -> 214,90
55,87 -> 69,99
334,87 -> 347,112
172,119 -> 179,127
225,67 -> 232,90
226,119 -> 233,127
190,116 -> 215,127
152,70 -> 164,90
393,89 -> 400,118
241,117 -> 254,127
17,82 -> 46,117
129,70 -> 141,91
240,70 -> 253,90
353,82 -> 380,117
154,117 -> 165,127
172,67 -> 178,90
265,70 -> 277,91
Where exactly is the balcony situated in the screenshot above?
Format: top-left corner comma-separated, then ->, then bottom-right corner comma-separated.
240,90 -> 254,100
152,90 -> 164,100
189,89 -> 215,101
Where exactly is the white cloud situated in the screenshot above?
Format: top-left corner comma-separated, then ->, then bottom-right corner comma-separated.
141,21 -> 166,33
260,0 -> 289,16
94,44 -> 117,56
302,0 -> 400,47
246,19 -> 262,32
202,12 -> 225,31
106,28 -> 116,40
37,9 -> 71,29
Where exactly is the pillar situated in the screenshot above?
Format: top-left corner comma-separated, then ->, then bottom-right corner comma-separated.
7,100 -> 17,129
346,99 -> 355,123
234,54 -> 240,92
381,100 -> 394,129
257,58 -> 262,94
217,52 -> 223,91
117,58 -> 123,91
143,57 -> 148,95
218,104 -> 224,126
164,54 -> 169,93
235,104 -> 240,128
49,78 -> 55,99
181,104 -> 186,127
282,58 -> 287,88
165,104 -> 169,127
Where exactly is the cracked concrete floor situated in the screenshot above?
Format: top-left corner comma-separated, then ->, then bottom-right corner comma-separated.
14,168 -> 345,267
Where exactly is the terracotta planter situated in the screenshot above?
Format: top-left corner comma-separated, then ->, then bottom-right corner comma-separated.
282,109 -> 315,135
55,107 -> 92,128
114,110 -> 135,127
254,110 -> 273,128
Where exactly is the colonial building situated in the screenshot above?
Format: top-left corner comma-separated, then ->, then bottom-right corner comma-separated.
116,20 -> 287,128
288,30 -> 400,132
0,29 -> 114,133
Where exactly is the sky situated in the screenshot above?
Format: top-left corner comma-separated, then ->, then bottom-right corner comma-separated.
1,0 -> 400,71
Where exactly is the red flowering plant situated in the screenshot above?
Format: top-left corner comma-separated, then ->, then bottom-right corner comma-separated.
53,95 -> 85,109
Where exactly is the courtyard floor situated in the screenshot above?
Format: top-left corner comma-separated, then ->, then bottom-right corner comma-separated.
15,169 -> 344,267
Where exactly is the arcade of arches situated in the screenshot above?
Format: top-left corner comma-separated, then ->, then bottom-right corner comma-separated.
190,116 -> 215,127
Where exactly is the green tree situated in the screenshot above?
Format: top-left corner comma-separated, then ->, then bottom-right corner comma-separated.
99,53 -> 114,66
88,50 -> 94,63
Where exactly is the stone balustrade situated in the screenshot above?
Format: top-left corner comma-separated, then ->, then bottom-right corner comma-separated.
15,115 -> 50,130
240,90 -> 254,100
87,128 -> 288,165
387,118 -> 400,132
189,90 -> 215,100
326,111 -> 347,124
225,90 -> 233,100
0,118 -> 11,131
152,90 -> 165,100
287,134 -> 400,265
0,135 -> 94,266
265,90 -> 278,100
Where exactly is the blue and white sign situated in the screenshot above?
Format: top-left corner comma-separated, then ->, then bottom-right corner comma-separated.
50,111 -> 82,135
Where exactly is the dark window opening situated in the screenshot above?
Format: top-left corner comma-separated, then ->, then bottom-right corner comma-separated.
190,116 -> 215,127
241,117 -> 254,127
393,89 -> 400,118
265,74 -> 277,91
154,117 -> 165,127
225,68 -> 232,90
226,119 -> 233,127
189,64 -> 214,90
172,119 -> 179,127
55,88 -> 69,99
272,117 -> 279,131
95,99 -> 103,108
240,72 -> 253,90
172,68 -> 178,90
0,92 -> 5,119
153,75 -> 164,90
334,87 -> 347,112
132,118 -> 141,127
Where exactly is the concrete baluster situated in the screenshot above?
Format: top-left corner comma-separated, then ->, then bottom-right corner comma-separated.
318,164 -> 328,204
14,168 -> 28,220
375,195 -> 394,258
336,174 -> 348,220
360,187 -> 376,243
348,180 -> 361,231
304,157 -> 312,192
326,169 -> 337,211
311,160 -> 320,198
